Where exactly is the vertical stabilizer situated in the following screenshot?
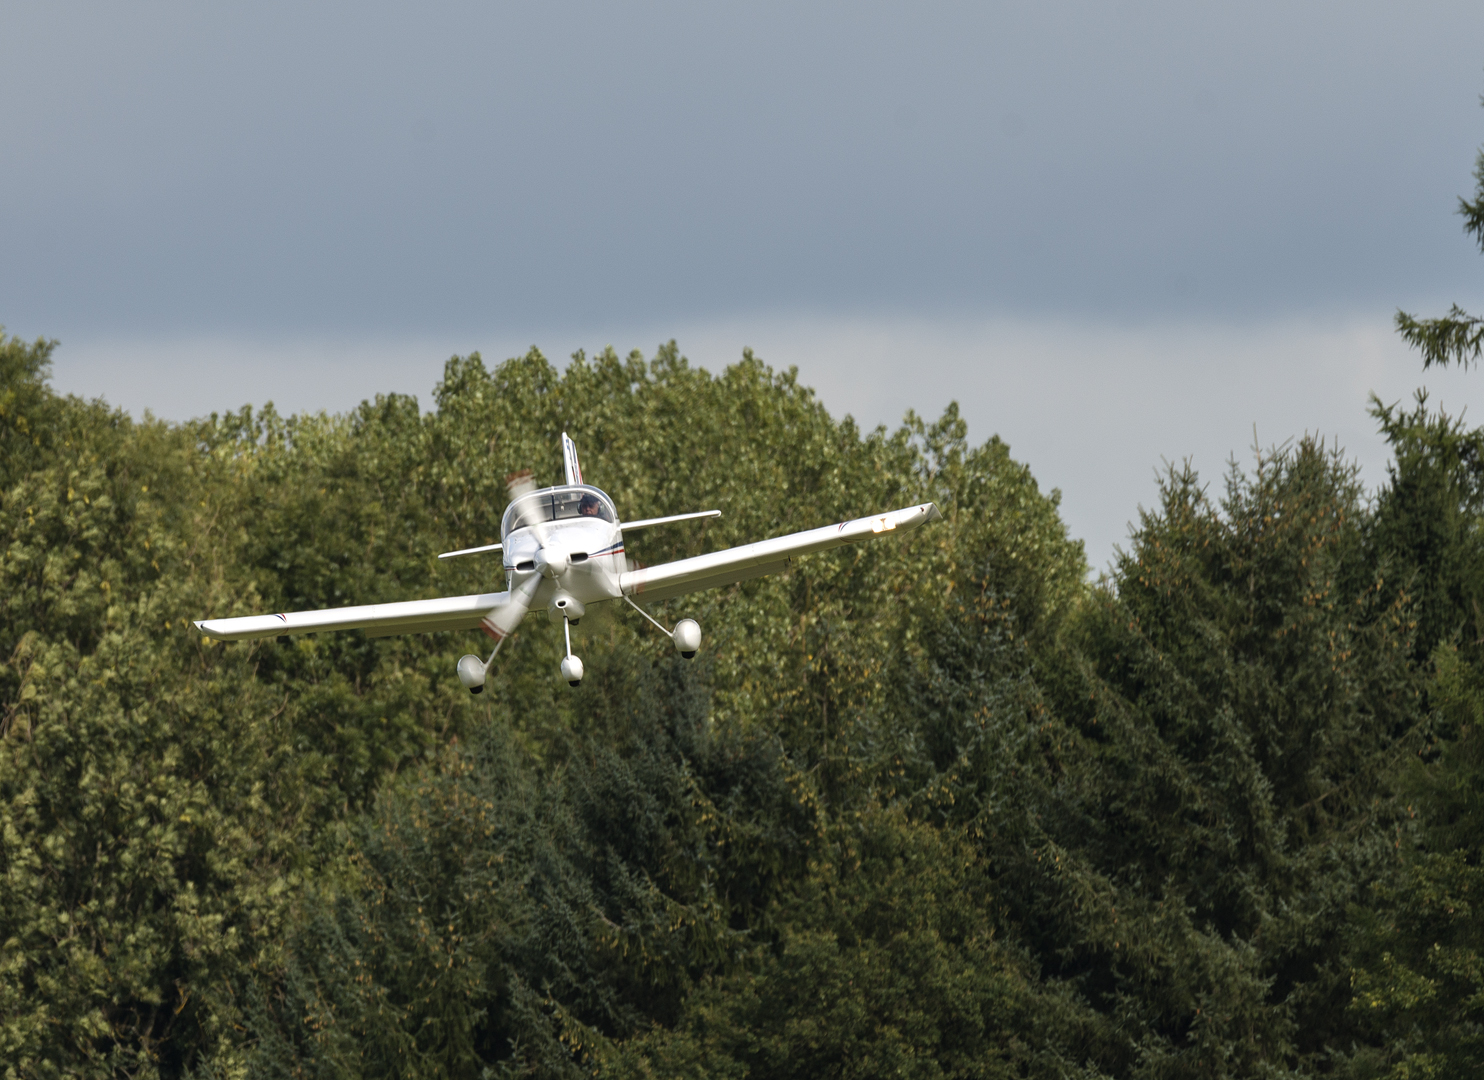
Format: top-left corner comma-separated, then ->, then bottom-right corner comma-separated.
561,432 -> 583,486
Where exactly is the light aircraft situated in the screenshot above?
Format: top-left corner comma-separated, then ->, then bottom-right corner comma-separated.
195,434 -> 942,691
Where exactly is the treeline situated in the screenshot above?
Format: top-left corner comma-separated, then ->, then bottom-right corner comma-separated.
0,332 -> 1477,1080
3,148 -> 1483,1080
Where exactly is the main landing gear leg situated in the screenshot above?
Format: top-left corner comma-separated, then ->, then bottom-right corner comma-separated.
457,635 -> 510,695
623,594 -> 702,659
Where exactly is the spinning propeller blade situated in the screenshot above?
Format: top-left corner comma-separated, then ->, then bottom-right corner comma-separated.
481,572 -> 541,642
475,468 -> 553,646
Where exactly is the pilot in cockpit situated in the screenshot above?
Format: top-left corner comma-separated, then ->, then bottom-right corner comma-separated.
578,493 -> 605,518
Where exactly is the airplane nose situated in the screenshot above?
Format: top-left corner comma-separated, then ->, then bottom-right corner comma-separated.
535,542 -> 569,579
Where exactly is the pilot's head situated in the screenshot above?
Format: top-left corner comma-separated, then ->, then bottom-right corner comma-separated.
578,494 -> 602,517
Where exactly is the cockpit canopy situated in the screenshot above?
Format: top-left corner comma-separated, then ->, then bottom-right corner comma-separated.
501,485 -> 617,539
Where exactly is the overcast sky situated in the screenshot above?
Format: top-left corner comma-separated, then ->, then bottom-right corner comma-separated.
5,2 -> 1484,569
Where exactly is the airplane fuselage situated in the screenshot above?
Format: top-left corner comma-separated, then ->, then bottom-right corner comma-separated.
499,484 -> 627,619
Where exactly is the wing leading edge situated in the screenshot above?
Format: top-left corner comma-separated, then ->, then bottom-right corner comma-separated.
194,591 -> 508,642
620,502 -> 941,604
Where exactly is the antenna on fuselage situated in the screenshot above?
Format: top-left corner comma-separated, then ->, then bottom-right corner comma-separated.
561,432 -> 583,486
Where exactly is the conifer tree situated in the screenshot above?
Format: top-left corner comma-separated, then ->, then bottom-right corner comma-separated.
1395,108 -> 1484,369
1345,99 -> 1484,1080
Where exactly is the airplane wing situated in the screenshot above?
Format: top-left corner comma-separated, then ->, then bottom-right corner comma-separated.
194,590 -> 509,642
620,502 -> 941,604
197,503 -> 943,638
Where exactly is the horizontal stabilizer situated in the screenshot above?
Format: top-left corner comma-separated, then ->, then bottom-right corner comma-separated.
438,541 -> 503,560
620,510 -> 721,533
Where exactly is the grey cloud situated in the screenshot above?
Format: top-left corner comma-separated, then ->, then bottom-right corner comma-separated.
3,1 -> 1483,341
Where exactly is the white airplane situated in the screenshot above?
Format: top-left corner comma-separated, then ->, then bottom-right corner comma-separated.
195,433 -> 942,692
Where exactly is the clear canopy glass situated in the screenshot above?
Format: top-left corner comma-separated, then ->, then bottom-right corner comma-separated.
501,485 -> 616,538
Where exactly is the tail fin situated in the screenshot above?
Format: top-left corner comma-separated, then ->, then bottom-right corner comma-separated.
561,432 -> 583,485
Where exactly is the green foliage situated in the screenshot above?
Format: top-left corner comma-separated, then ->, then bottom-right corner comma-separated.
5,321 -> 1479,1079
1343,113 -> 1484,1073
1336,113 -> 1484,1079
0,360 -> 306,1077
0,340 -> 1087,1076
613,809 -> 1087,1080
1370,394 -> 1484,663
1344,648 -> 1484,1079
0,330 -> 60,487
0,353 -> 486,1077
1395,304 -> 1484,373
897,439 -> 1418,1078
239,650 -> 819,1079
1394,122 -> 1484,371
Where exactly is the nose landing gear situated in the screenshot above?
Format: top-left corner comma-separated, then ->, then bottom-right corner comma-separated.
460,598 -> 693,694
560,615 -> 584,687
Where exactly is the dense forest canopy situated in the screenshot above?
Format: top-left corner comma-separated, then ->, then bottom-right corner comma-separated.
4,124 -> 1484,1080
